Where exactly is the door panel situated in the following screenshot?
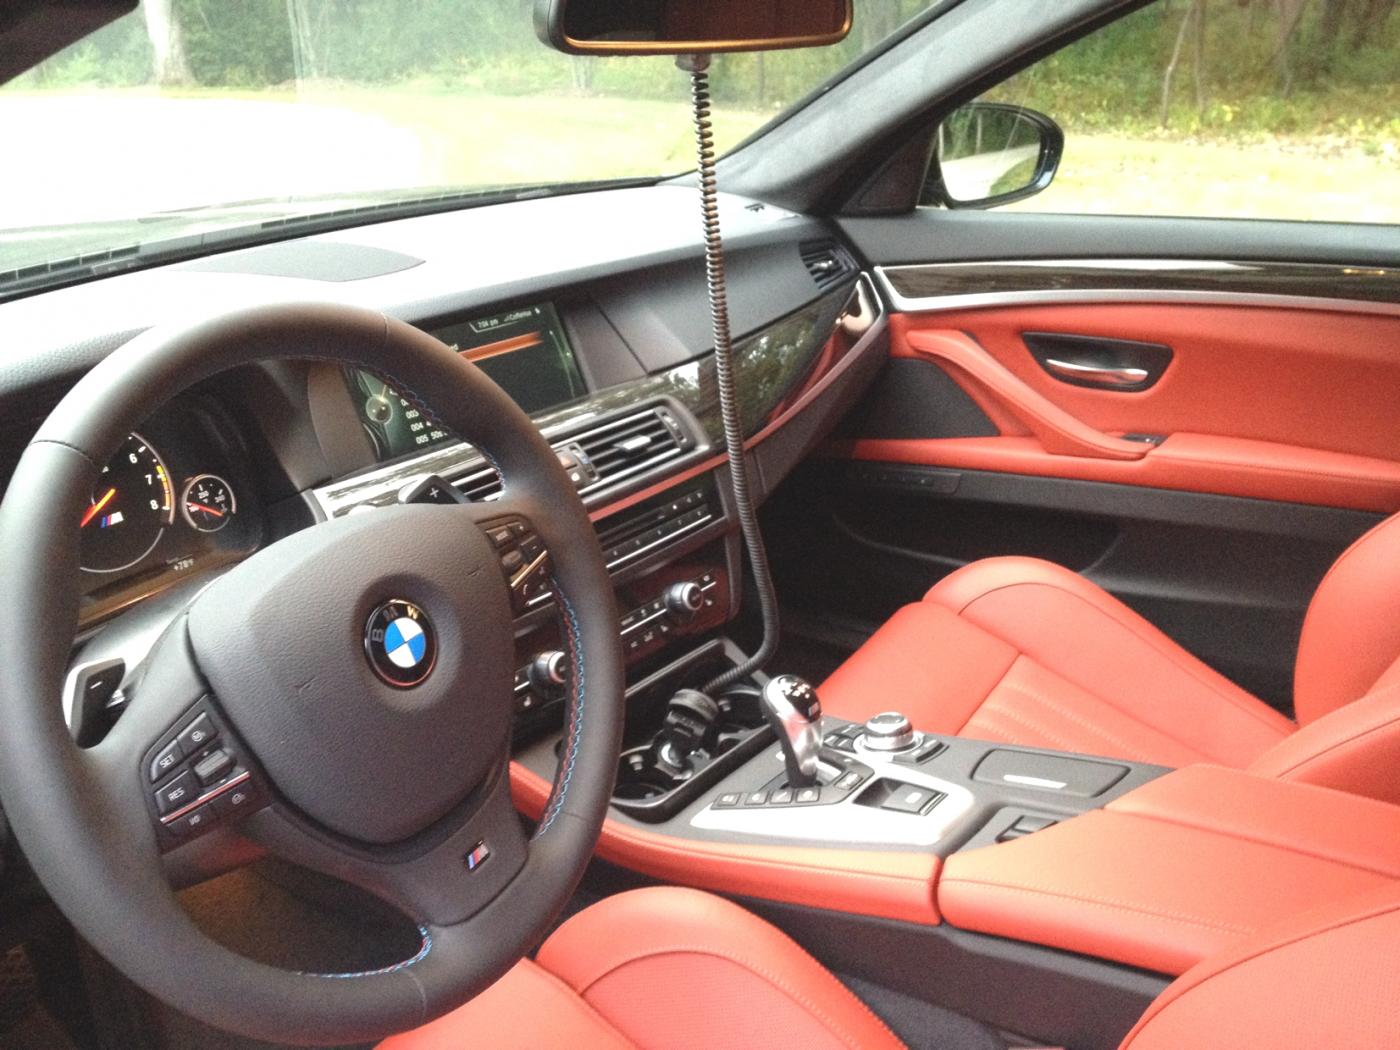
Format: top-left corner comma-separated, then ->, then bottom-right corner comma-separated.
887,302 -> 1400,464
827,308 -> 1400,514
773,225 -> 1398,713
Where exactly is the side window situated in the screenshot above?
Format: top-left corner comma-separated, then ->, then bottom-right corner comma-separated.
922,0 -> 1400,222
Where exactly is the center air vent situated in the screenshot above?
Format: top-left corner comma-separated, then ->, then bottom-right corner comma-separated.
445,405 -> 693,504
574,406 -> 693,490
799,239 -> 857,290
456,463 -> 503,502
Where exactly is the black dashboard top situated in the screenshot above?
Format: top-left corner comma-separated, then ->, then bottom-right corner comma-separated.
0,185 -> 834,407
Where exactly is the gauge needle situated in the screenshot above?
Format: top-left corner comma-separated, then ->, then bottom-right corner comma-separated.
81,488 -> 116,528
188,502 -> 225,518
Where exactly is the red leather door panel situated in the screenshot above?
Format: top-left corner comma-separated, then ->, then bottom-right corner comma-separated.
830,305 -> 1400,512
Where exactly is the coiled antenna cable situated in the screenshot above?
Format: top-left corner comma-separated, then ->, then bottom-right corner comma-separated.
678,55 -> 782,694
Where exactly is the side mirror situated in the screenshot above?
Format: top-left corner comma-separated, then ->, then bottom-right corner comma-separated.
534,0 -> 852,56
923,102 -> 1064,209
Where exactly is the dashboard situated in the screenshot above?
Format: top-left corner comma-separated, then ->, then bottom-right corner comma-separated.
0,182 -> 887,759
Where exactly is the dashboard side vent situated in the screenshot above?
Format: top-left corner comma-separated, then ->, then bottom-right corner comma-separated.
799,239 -> 857,290
574,406 -> 693,491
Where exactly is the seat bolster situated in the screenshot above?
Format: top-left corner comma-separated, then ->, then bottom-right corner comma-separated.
819,602 -> 1017,731
1119,884 -> 1400,1049
1294,512 -> 1400,724
1249,677 -> 1400,805
538,887 -> 905,1050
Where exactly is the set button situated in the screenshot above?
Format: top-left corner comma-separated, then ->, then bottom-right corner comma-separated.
150,740 -> 183,782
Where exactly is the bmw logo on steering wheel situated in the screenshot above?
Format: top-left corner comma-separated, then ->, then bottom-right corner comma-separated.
365,599 -> 437,688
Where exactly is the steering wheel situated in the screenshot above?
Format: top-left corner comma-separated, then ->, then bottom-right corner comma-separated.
0,304 -> 625,1045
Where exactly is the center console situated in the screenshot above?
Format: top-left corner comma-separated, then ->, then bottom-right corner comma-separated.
513,647 -> 1400,1017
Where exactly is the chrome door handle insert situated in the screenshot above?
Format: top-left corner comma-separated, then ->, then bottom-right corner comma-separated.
1043,358 -> 1149,388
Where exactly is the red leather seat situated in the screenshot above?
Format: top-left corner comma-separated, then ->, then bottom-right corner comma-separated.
378,886 -> 906,1050
819,513 -> 1400,795
383,883 -> 1400,1049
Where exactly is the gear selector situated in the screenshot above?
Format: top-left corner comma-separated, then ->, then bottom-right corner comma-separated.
760,675 -> 823,788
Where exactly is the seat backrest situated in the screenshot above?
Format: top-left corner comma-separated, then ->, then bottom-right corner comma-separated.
1120,883 -> 1400,1049
1293,511 -> 1400,725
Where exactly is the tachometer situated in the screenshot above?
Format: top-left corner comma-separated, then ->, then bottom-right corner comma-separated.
182,474 -> 236,533
79,433 -> 174,573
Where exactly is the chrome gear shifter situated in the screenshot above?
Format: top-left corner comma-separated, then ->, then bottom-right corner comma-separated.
760,674 -> 823,788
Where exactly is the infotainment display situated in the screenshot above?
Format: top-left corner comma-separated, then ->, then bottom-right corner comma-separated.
348,302 -> 586,461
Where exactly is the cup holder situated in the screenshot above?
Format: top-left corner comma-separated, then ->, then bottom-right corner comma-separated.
614,750 -> 678,801
606,677 -> 772,822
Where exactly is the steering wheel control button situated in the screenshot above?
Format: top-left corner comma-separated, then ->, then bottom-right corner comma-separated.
192,748 -> 236,786
482,515 -> 550,613
364,599 -> 437,688
215,784 -> 256,817
177,713 -> 218,754
156,772 -> 199,815
150,740 -> 184,782
170,804 -> 220,837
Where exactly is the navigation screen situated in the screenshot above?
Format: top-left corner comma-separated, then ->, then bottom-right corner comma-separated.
349,302 -> 587,461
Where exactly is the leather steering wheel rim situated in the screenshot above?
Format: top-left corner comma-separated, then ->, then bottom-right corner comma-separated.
0,303 -> 625,1045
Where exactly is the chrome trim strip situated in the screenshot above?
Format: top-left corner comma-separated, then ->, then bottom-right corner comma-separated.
875,264 -> 1400,318
1002,773 -> 1069,791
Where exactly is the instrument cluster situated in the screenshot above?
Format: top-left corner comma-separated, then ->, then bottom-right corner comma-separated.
78,399 -> 263,623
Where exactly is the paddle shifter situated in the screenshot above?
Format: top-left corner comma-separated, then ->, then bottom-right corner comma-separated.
760,675 -> 823,789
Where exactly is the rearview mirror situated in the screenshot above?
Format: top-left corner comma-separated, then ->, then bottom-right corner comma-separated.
924,102 -> 1064,209
534,0 -> 852,56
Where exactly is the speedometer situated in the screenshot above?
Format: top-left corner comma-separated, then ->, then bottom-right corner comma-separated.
79,433 -> 174,573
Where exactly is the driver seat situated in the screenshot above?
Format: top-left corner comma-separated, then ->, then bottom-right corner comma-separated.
381,883 -> 1400,1049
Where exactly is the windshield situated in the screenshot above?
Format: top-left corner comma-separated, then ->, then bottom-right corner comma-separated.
1,1 -> 941,280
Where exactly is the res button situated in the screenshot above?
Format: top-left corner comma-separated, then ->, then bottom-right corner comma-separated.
156,772 -> 199,815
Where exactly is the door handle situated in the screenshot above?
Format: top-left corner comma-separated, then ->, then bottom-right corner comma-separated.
1023,332 -> 1172,392
1043,358 -> 1149,389
903,330 -> 1150,461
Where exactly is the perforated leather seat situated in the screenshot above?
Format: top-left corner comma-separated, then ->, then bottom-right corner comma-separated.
819,513 -> 1400,801
382,883 -> 1400,1049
